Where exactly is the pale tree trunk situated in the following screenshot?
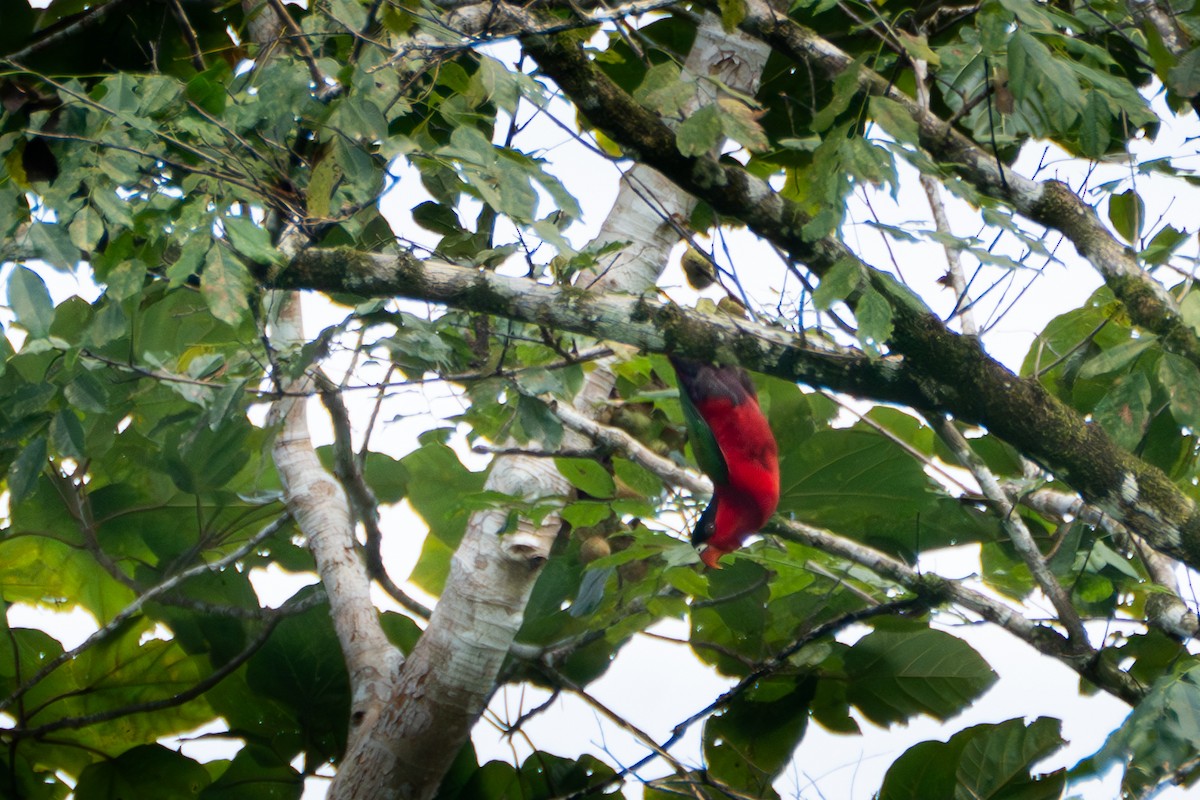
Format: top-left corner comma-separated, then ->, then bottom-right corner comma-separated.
268,291 -> 404,735
330,15 -> 771,800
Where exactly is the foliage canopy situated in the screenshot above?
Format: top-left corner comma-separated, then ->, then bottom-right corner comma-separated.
3,0 -> 1200,798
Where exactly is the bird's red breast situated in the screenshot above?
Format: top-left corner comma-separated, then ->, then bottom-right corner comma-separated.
671,358 -> 780,567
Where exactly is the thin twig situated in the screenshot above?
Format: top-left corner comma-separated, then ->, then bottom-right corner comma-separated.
913,58 -> 977,337
167,0 -> 206,71
266,0 -> 339,96
545,397 -> 711,495
316,375 -> 433,619
935,419 -> 1090,650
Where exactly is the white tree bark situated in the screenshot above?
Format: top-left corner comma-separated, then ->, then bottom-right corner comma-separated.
268,293 -> 404,799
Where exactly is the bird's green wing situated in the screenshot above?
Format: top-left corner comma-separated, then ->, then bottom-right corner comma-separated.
678,382 -> 729,485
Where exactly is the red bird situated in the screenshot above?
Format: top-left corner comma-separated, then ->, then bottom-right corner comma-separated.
671,357 -> 780,568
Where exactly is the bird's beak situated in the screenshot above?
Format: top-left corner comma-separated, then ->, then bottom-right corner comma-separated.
700,547 -> 726,569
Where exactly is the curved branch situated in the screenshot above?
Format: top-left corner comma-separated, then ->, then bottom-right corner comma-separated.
770,517 -> 1146,705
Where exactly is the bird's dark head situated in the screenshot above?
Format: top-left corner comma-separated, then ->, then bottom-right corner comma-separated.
691,497 -> 718,547
692,499 -> 729,568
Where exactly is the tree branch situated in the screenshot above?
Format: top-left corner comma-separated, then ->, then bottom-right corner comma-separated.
267,292 -> 404,800
936,418 -> 1090,649
275,250 -> 927,408
723,0 -> 1200,368
277,247 -> 1200,574
770,517 -> 1146,705
316,375 -> 433,619
545,396 -> 711,495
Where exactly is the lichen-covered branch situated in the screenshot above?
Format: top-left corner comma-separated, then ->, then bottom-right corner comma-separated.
277,248 -> 928,407
1019,486 -> 1200,641
937,419 -> 1089,648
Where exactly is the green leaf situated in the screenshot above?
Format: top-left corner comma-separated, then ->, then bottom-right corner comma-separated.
779,426 -> 998,556
185,66 -> 227,115
703,676 -> 813,793
104,259 -> 146,301
72,638 -> 212,751
897,30 -> 940,65
1168,48 -> 1200,97
1078,660 -> 1200,796
717,98 -> 768,152
1108,189 -> 1144,243
1076,337 -> 1154,379
845,628 -> 997,726
200,744 -> 303,800
244,597 -> 350,764
202,247 -> 254,325
515,394 -> 563,449
28,222 -> 79,271
307,152 -> 342,220
406,442 -> 487,594
163,417 -> 255,494
1142,224 -> 1188,266
812,58 -> 864,132
561,501 -> 611,527
957,716 -> 1065,799
813,258 -> 861,310
613,457 -> 662,498
880,717 -> 1065,800
50,409 -> 85,460
1007,30 -> 1083,131
634,63 -> 693,119
690,559 -> 771,674
68,206 -> 105,252
1092,371 -> 1151,452
75,745 -> 210,799
1078,90 -> 1111,158
8,266 -> 55,339
856,287 -> 894,353
8,437 -> 48,503
676,104 -> 723,156
555,458 -> 615,498
1159,353 -> 1200,430
880,739 -> 960,800
411,201 -> 462,235
870,96 -> 920,146
224,216 -> 283,266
